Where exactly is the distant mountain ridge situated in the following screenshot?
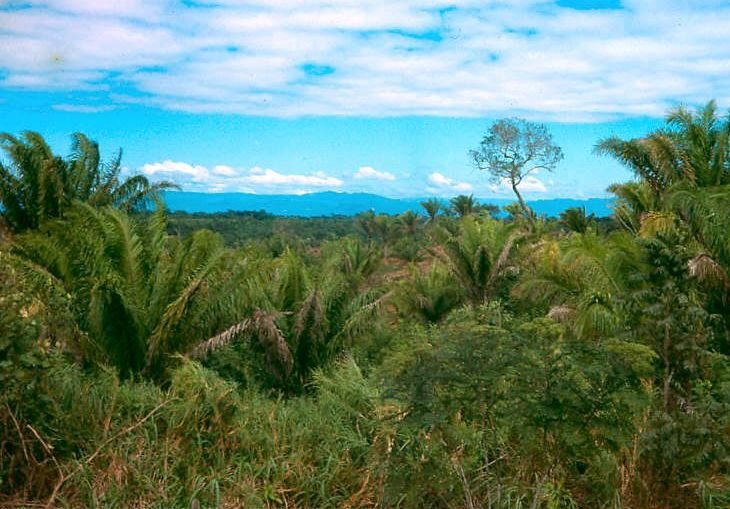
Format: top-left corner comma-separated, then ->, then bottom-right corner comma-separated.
162,191 -> 615,218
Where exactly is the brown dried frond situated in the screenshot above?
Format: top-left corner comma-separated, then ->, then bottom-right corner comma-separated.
189,307 -> 293,378
250,309 -> 293,382
486,230 -> 524,291
547,304 -> 576,322
191,309 -> 293,381
294,289 -> 325,341
189,319 -> 251,358
689,253 -> 729,289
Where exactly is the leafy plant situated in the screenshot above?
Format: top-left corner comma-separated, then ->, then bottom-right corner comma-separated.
0,131 -> 175,233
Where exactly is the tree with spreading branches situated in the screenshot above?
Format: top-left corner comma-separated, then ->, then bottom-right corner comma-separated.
471,118 -> 563,230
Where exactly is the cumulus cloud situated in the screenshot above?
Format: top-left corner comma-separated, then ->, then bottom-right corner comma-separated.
140,160 -> 343,193
490,175 -> 548,194
212,165 -> 238,177
2,1 -> 730,119
142,160 -> 209,180
516,175 -> 548,193
427,172 -> 473,193
353,166 -> 396,181
245,167 -> 343,186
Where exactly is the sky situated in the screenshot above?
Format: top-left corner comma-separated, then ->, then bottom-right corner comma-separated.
1,0 -> 729,198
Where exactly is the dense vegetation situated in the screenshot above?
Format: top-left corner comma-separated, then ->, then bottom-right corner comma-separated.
1,103 -> 729,508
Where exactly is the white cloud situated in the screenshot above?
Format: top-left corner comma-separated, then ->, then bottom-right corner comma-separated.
353,166 -> 396,181
212,165 -> 238,176
2,1 -> 730,119
490,175 -> 548,194
427,172 -> 473,193
140,160 -> 343,192
142,160 -> 209,180
517,175 -> 548,193
244,167 -> 343,186
52,103 -> 116,113
33,0 -> 167,19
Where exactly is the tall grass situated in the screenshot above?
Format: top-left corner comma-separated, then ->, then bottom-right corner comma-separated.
2,353 -> 603,509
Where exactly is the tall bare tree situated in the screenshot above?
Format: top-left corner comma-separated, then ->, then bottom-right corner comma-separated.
471,118 -> 563,230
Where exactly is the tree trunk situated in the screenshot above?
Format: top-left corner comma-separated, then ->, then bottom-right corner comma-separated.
663,320 -> 672,412
511,180 -> 535,231
0,217 -> 11,241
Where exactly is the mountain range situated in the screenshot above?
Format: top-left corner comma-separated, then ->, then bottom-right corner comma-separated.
162,191 -> 615,218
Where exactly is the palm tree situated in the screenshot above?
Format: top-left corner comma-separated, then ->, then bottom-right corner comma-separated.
399,210 -> 422,236
481,203 -> 501,218
0,131 -> 176,233
66,132 -> 176,211
595,133 -> 679,198
396,262 -> 464,322
192,240 -> 389,392
355,210 -> 377,242
0,132 -> 66,232
355,211 -> 398,255
559,206 -> 595,234
667,185 -> 730,341
599,101 -> 730,298
432,216 -> 522,304
335,237 -> 381,283
599,101 -> 730,356
512,230 -> 645,339
596,101 -> 730,197
8,203 -> 257,378
606,181 -> 658,235
664,100 -> 730,188
359,214 -> 400,257
420,198 -> 443,223
503,201 -> 536,228
597,101 -> 730,271
449,194 -> 479,218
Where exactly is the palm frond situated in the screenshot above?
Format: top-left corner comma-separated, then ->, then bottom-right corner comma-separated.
688,253 -> 729,289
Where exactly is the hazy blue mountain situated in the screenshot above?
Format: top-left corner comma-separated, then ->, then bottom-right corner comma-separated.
529,197 -> 614,217
162,191 -> 614,217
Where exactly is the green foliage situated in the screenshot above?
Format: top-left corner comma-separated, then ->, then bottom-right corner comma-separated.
0,131 -> 175,233
5,204 -> 261,379
420,197 -> 444,222
395,262 -> 465,323
1,356 -> 388,508
449,194 -> 479,218
166,209 -> 359,248
606,181 -> 658,235
433,216 -> 522,304
195,238 -> 389,393
513,229 -> 645,339
383,306 -> 652,507
559,206 -> 595,234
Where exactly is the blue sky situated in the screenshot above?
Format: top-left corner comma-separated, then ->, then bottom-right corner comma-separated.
1,0 -> 728,198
